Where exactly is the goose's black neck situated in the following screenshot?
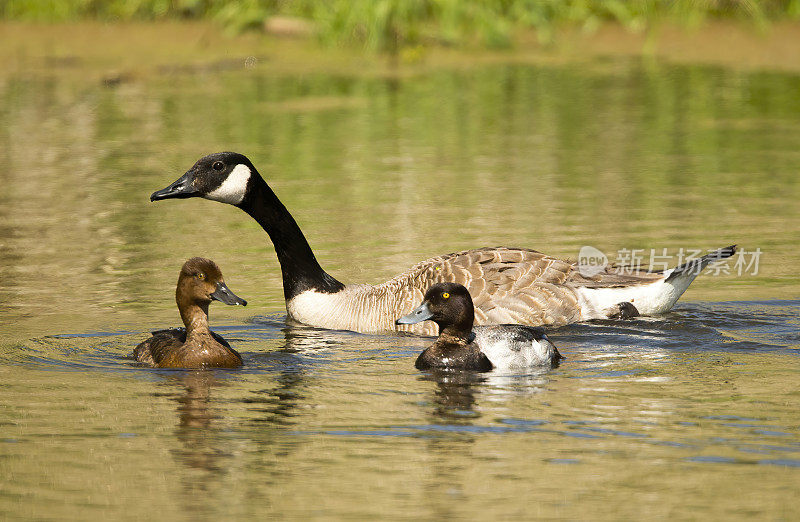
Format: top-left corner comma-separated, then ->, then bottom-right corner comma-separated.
238,175 -> 345,300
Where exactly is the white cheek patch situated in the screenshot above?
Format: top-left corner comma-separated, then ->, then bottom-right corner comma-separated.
205,164 -> 251,204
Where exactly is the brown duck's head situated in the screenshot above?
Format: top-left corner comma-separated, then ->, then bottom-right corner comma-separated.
396,282 -> 474,334
176,257 -> 247,309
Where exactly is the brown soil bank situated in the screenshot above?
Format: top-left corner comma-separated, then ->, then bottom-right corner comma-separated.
2,20 -> 800,82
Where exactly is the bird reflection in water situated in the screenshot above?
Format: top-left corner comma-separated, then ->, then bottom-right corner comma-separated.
160,327 -> 316,511
421,368 -> 553,423
418,371 -> 487,513
239,325 -> 344,429
166,371 -> 228,474
418,369 -> 554,513
422,371 -> 487,424
279,324 -> 353,353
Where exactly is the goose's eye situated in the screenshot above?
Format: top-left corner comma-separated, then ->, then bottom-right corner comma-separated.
197,273 -> 205,280
212,161 -> 225,171
442,292 -> 450,299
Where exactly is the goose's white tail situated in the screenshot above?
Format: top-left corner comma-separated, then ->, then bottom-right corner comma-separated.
575,245 -> 736,320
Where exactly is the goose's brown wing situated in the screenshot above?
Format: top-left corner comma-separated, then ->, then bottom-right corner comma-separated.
405,247 -> 573,287
565,264 -> 665,288
415,246 -> 666,290
390,247 -> 671,331
389,248 -> 577,331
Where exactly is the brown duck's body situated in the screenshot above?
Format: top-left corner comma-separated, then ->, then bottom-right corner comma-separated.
134,328 -> 242,369
133,257 -> 246,369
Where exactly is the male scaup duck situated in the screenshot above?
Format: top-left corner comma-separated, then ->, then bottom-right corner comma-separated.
150,151 -> 736,335
133,257 -> 247,369
396,283 -> 562,371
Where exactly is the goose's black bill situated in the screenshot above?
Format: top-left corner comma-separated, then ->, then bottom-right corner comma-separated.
211,281 -> 247,306
150,172 -> 199,201
396,302 -> 433,325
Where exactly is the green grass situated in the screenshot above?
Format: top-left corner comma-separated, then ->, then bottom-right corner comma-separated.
3,0 -> 800,50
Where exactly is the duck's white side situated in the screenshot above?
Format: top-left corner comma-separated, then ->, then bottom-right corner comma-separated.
472,326 -> 560,369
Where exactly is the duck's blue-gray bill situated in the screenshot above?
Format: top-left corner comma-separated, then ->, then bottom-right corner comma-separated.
396,302 -> 433,325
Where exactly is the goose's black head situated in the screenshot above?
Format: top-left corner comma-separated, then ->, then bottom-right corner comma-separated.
151,152 -> 258,206
396,283 -> 475,336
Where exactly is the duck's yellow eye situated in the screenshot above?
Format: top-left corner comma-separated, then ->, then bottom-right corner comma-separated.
197,273 -> 205,280
442,292 -> 450,299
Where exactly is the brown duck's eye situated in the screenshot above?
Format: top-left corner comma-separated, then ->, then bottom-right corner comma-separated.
442,292 -> 450,299
212,161 -> 225,171
197,273 -> 205,280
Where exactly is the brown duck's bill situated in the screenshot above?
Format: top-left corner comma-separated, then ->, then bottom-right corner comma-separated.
211,281 -> 247,306
396,302 -> 433,325
150,171 -> 199,201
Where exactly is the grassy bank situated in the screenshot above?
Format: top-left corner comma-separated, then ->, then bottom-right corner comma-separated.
4,19 -> 800,83
3,0 -> 800,50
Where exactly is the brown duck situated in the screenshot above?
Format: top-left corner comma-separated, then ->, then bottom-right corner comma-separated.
133,258 -> 247,369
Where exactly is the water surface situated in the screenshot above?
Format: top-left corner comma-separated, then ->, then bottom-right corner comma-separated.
1,49 -> 799,519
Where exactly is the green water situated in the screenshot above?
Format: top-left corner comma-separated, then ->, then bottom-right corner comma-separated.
1,53 -> 799,519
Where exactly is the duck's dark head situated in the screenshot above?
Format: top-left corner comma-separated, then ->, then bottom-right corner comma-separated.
176,257 -> 247,309
396,282 -> 474,335
151,152 -> 258,206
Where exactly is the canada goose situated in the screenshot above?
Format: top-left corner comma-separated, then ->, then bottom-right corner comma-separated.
150,152 -> 736,335
397,283 -> 562,371
133,257 -> 247,369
